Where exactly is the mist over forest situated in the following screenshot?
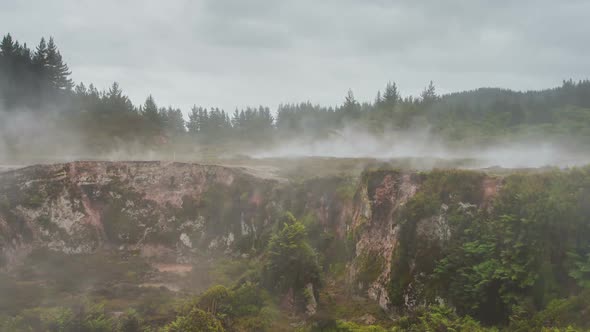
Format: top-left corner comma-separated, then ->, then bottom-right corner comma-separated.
2,26 -> 590,332
2,33 -> 590,167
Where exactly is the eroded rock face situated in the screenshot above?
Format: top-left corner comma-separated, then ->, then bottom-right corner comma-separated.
347,170 -> 502,312
304,283 -> 318,316
0,161 -> 502,315
348,171 -> 420,310
0,161 -> 280,267
0,161 -> 356,272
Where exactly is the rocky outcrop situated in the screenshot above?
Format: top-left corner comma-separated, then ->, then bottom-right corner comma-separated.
0,161 -> 502,315
304,283 -> 318,316
0,161 -> 356,271
347,169 -> 502,312
0,161 -> 282,268
348,171 -> 420,309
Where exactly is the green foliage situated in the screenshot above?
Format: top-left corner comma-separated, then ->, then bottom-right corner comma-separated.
227,284 -> 279,331
508,289 -> 590,331
116,309 -> 142,332
388,169 -> 485,307
357,250 -> 384,286
283,211 -> 297,225
263,220 -> 322,295
40,307 -> 77,332
0,314 -> 28,332
208,257 -> 262,287
70,303 -> 113,332
299,212 -> 346,272
325,320 -> 388,332
162,307 -> 224,332
430,169 -> 590,324
567,251 -> 590,289
391,304 -> 496,332
335,180 -> 357,201
187,282 -> 278,331
197,285 -> 231,316
376,168 -> 590,328
13,303 -> 116,332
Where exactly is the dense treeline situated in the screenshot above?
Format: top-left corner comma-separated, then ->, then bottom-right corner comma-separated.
0,33 -> 278,154
0,34 -> 72,110
3,33 -> 590,156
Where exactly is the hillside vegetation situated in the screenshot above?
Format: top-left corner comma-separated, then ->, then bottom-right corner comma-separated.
0,162 -> 589,331
2,33 -> 590,160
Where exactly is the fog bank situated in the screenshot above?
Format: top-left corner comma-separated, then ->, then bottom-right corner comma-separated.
250,126 -> 590,169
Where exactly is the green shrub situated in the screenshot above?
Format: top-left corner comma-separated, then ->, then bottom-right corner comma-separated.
162,307 -> 224,332
392,304 -> 496,332
263,221 -> 322,296
116,309 -> 142,332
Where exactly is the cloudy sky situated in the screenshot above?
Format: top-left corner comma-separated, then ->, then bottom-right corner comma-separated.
2,0 -> 589,113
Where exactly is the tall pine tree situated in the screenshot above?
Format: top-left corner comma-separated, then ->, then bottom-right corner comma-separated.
382,81 -> 399,108
46,37 -> 73,91
420,80 -> 438,105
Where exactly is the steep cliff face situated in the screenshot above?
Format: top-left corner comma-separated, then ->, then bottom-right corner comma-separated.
2,161 -> 589,330
347,169 -> 502,312
0,161 -> 282,267
0,161 -> 355,270
347,171 -> 419,309
0,161 -> 501,312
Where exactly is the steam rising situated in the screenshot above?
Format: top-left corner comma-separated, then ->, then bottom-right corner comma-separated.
250,125 -> 590,169
0,108 -> 588,170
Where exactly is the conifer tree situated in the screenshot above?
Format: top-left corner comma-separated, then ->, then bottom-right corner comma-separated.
382,81 -> 399,108
188,106 -> 201,134
342,89 -> 360,118
142,95 -> 159,121
33,37 -> 48,72
420,80 -> 438,105
46,37 -> 73,90
0,34 -> 15,57
375,90 -> 382,106
74,82 -> 87,96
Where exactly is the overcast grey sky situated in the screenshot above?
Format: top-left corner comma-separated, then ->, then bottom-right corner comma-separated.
2,0 -> 589,113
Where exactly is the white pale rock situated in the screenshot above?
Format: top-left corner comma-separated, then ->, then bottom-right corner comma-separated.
179,233 -> 192,248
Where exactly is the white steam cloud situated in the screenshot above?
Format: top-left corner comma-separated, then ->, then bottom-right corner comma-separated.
1,109 -> 588,170
250,125 -> 590,169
